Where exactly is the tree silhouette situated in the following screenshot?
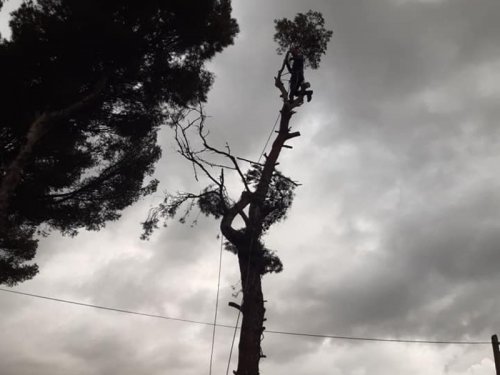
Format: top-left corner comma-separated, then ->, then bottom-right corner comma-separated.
143,11 -> 332,375
0,0 -> 239,285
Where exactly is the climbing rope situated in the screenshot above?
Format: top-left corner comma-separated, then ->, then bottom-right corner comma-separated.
257,112 -> 281,164
209,233 -> 224,375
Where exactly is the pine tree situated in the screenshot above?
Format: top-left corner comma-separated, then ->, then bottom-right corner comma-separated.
0,0 -> 239,285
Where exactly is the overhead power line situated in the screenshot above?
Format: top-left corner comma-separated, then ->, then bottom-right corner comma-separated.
263,330 -> 489,345
0,287 -> 490,345
0,287 -> 231,327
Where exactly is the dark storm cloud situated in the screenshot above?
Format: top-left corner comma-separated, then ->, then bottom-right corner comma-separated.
314,0 -> 500,147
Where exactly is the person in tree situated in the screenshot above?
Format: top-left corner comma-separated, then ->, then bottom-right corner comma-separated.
285,46 -> 313,102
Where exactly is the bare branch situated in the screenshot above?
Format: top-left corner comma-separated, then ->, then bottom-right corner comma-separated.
196,108 -> 251,193
236,157 -> 265,167
193,154 -> 235,171
172,114 -> 222,187
277,173 -> 301,187
221,190 -> 252,244
286,131 -> 301,140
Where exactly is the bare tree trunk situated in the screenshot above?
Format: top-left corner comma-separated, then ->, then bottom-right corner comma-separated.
236,245 -> 265,375
220,67 -> 303,375
232,99 -> 300,375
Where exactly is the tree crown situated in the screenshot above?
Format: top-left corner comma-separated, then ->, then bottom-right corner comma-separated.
274,10 -> 333,69
0,0 -> 239,285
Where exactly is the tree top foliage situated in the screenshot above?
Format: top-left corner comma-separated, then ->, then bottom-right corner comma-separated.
0,0 -> 239,285
274,10 -> 333,69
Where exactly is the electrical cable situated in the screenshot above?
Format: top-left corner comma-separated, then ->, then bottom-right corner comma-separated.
264,329 -> 489,345
0,288 -> 490,345
0,287 -> 226,327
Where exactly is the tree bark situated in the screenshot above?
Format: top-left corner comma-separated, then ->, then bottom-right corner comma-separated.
236,244 -> 266,375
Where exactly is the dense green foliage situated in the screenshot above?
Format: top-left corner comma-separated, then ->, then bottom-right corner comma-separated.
274,10 -> 333,69
245,165 -> 295,234
0,0 -> 239,285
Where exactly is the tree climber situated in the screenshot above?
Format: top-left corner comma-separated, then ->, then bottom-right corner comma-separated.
285,47 -> 313,103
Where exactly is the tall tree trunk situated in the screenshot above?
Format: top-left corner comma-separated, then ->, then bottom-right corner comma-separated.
222,70 -> 302,375
236,242 -> 265,375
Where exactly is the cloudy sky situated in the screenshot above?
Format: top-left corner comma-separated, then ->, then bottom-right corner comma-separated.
2,0 -> 500,374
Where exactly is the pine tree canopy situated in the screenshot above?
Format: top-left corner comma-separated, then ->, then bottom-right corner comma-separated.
0,0 -> 239,285
274,10 -> 333,69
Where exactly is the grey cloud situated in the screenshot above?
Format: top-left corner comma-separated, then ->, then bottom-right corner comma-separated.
2,0 -> 500,374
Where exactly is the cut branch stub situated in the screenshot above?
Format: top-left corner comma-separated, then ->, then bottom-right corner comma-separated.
286,131 -> 301,139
